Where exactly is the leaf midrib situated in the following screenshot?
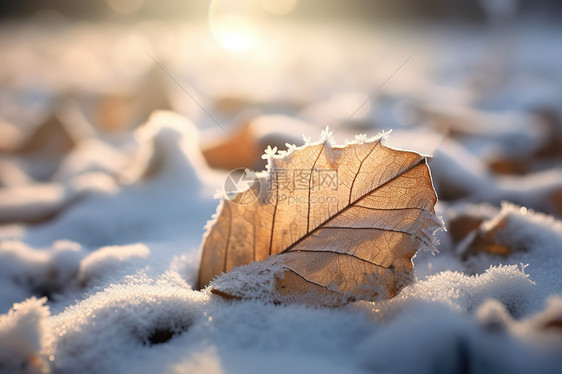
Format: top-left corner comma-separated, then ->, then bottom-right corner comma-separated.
280,156 -> 426,254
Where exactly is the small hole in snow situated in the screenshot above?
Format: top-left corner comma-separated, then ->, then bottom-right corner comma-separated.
143,320 -> 192,346
147,328 -> 175,345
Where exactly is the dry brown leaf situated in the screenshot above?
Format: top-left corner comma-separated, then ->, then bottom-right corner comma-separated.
198,131 -> 443,306
489,158 -> 530,175
461,215 -> 517,259
201,118 -> 260,171
16,112 -> 76,157
551,189 -> 562,216
447,206 -> 498,245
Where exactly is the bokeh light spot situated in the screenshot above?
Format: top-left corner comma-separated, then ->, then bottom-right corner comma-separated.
209,0 -> 264,53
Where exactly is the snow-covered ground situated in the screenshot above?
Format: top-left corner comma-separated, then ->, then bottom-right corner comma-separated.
1,19 -> 562,373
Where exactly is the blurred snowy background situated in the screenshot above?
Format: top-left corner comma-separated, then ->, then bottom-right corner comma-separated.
1,1 -> 562,373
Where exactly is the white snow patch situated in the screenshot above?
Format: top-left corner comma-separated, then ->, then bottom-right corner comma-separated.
0,297 -> 53,374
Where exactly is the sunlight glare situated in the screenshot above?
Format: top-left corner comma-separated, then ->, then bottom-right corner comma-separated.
211,14 -> 258,52
209,0 -> 263,53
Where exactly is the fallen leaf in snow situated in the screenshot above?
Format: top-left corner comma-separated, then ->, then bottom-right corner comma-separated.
201,115 -> 260,171
445,204 -> 498,245
201,113 -> 320,171
89,66 -> 173,134
551,189 -> 562,216
489,158 -> 530,175
448,214 -> 489,245
15,111 -> 77,157
198,130 -> 443,306
461,216 -> 512,259
460,203 -> 539,259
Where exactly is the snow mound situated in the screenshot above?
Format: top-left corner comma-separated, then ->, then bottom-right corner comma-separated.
0,241 -> 83,312
0,297 -> 53,374
78,244 -> 150,286
50,278 -> 374,374
51,283 -> 206,373
20,111 -> 219,248
362,264 -> 536,320
459,203 -> 562,311
356,301 -> 562,374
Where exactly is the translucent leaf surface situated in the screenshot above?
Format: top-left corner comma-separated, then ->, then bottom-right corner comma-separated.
198,131 -> 443,306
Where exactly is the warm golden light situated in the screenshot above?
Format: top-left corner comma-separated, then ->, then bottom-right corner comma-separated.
210,14 -> 259,52
208,0 -> 263,53
259,0 -> 299,16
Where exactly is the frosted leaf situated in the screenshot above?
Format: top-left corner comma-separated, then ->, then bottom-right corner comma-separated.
199,132 -> 443,306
